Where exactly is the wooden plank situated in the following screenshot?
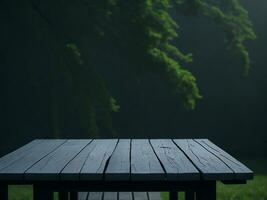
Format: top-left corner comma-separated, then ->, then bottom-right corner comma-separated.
148,192 -> 161,200
78,192 -> 88,200
194,139 -> 253,180
133,192 -> 148,200
88,192 -> 103,200
173,139 -> 234,180
150,139 -> 200,181
105,139 -> 130,181
80,139 -> 118,180
60,139 -> 94,180
0,140 -> 43,171
131,139 -> 165,181
119,192 -> 132,200
103,192 -> 118,200
0,140 -> 66,180
25,140 -> 91,180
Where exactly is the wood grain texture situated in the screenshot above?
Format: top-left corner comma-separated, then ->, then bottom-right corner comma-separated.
148,192 -> 161,200
119,192 -> 132,200
105,139 -> 131,181
25,140 -> 90,180
150,139 -> 199,181
131,139 -> 165,181
173,139 -> 234,180
84,192 -> 160,200
80,139 -> 118,180
0,138 -> 253,183
78,192 -> 88,200
0,140 -> 66,180
103,192 -> 118,200
60,139 -> 93,180
0,140 -> 43,171
88,192 -> 103,200
195,139 -> 253,180
133,192 -> 148,200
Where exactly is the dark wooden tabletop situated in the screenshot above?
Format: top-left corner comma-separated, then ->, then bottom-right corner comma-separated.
0,139 -> 253,182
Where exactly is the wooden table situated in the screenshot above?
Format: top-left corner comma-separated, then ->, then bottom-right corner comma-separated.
0,139 -> 253,200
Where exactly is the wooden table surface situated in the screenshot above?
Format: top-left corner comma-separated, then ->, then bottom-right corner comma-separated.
0,139 -> 253,200
0,139 -> 252,182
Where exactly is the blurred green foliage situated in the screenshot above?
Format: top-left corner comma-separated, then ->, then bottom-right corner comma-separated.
161,175 -> 267,200
0,0 -> 255,137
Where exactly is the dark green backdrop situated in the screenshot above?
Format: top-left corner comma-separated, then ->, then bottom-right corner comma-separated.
0,0 -> 266,157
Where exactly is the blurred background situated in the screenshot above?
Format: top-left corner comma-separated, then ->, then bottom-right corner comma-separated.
0,0 -> 266,161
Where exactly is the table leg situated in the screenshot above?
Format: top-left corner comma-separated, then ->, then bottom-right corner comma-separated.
185,191 -> 195,200
58,191 -> 69,200
169,190 -> 178,200
33,184 -> 53,200
0,183 -> 8,200
196,181 -> 216,200
70,191 -> 78,200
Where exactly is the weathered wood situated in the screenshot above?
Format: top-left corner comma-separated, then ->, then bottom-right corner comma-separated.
0,183 -> 8,200
150,139 -> 199,181
131,139 -> 165,181
148,192 -> 161,200
195,139 -> 253,180
85,192 -> 161,200
25,140 -> 90,180
80,139 -> 118,180
88,192 -> 103,200
173,139 -> 233,180
0,140 -> 66,180
78,192 -> 88,200
33,184 -> 53,200
103,192 -> 118,200
196,181 -> 216,200
105,139 -> 131,181
133,192 -> 148,200
185,191 -> 195,200
0,140 -> 42,171
119,192 -> 132,200
169,191 -> 178,200
0,138 -> 254,199
60,139 -> 93,180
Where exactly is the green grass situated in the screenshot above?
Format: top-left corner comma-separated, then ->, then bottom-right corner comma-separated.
9,185 -> 32,200
161,175 -> 267,200
9,186 -> 58,200
217,175 -> 267,200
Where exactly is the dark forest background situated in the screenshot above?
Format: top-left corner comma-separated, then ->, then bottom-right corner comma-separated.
0,0 -> 266,157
